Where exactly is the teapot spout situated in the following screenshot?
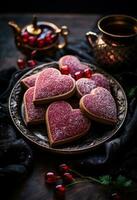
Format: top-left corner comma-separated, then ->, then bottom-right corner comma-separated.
8,21 -> 21,35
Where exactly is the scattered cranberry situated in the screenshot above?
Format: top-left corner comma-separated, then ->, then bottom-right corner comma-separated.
63,172 -> 74,183
45,172 -> 57,184
31,50 -> 37,58
112,193 -> 121,200
55,184 -> 66,198
59,164 -> 70,173
60,65 -> 70,75
84,68 -> 92,78
27,60 -> 37,68
74,71 -> 83,80
17,58 -> 26,69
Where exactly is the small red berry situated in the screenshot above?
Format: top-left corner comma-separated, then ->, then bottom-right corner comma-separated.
63,172 -> 74,183
28,36 -> 36,46
37,38 -> 45,48
55,184 -> 66,196
45,172 -> 57,184
31,50 -> 37,58
112,193 -> 121,200
17,58 -> 26,69
59,164 -> 70,173
22,31 -> 29,43
27,60 -> 37,68
74,71 -> 83,80
84,68 -> 92,78
45,31 -> 53,44
60,65 -> 70,75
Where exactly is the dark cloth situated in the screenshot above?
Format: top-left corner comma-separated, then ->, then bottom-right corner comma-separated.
0,68 -> 33,184
0,38 -> 137,184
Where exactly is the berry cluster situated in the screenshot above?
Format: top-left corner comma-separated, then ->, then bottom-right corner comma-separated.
17,54 -> 37,70
60,66 -> 92,80
21,28 -> 55,48
44,163 -> 123,200
45,164 -> 74,199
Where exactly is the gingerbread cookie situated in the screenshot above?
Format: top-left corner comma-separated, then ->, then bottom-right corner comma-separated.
33,68 -> 76,105
46,101 -> 91,146
24,87 -> 46,125
80,87 -> 117,125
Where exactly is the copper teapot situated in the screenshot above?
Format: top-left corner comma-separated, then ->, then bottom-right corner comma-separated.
86,15 -> 137,72
8,16 -> 69,58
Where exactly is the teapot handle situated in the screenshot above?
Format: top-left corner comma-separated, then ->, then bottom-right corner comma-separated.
86,31 -> 98,47
57,26 -> 69,49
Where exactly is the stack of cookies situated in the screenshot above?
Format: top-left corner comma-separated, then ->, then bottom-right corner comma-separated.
21,55 -> 117,147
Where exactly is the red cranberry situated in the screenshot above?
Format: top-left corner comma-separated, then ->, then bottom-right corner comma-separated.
17,58 -> 26,69
22,31 -> 29,43
37,38 -> 45,48
45,172 -> 57,184
84,68 -> 92,78
63,172 -> 74,183
27,60 -> 37,68
60,65 -> 70,75
28,36 -> 36,46
74,71 -> 83,80
59,164 -> 70,173
112,193 -> 121,200
31,50 -> 37,58
45,31 -> 53,44
55,184 -> 66,197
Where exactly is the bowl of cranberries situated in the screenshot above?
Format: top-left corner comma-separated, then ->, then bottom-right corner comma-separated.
8,16 -> 69,58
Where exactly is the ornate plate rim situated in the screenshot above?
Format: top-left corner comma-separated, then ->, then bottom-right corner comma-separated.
8,62 -> 128,155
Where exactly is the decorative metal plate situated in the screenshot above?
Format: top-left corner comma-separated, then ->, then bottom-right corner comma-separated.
9,62 -> 127,154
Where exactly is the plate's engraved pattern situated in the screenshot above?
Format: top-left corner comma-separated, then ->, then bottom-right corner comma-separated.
9,62 -> 127,154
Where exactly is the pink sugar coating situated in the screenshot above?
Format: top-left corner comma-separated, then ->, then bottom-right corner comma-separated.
37,68 -> 60,81
59,55 -> 80,67
91,73 -> 110,91
34,71 -> 75,100
47,101 -> 91,142
76,78 -> 96,96
83,87 -> 117,120
59,55 -> 89,77
24,87 -> 45,122
34,68 -> 61,99
21,73 -> 38,88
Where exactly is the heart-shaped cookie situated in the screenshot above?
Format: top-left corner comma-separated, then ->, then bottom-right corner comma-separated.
91,73 -> 110,91
46,101 -> 91,146
33,68 -> 76,105
76,78 -> 97,97
24,87 -> 46,125
21,73 -> 38,89
59,55 -> 89,77
80,87 -> 117,125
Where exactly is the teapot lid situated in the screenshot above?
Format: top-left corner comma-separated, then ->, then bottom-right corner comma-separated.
26,16 -> 42,35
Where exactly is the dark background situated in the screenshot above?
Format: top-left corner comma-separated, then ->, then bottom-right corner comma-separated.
0,0 -> 136,16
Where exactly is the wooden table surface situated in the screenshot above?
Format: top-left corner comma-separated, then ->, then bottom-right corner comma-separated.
0,14 -> 137,200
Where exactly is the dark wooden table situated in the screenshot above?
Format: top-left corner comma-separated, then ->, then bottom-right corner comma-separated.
0,14 -> 137,200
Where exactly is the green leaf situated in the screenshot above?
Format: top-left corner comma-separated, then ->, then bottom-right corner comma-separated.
115,175 -> 132,187
99,175 -> 112,185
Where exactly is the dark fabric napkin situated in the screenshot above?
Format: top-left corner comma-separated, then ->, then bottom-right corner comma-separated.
0,68 -> 33,184
1,38 -> 137,184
